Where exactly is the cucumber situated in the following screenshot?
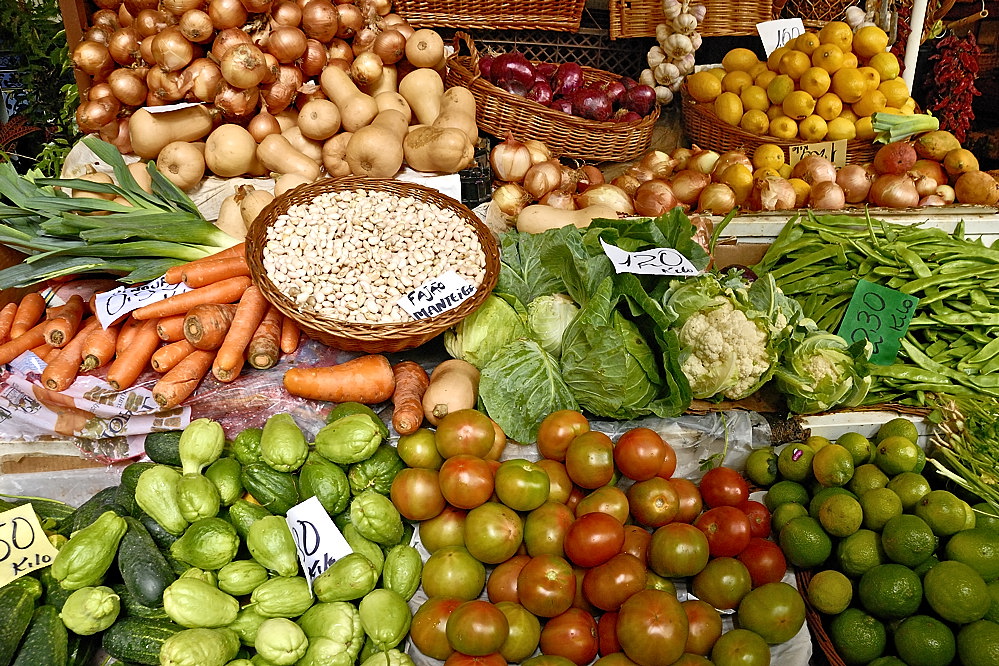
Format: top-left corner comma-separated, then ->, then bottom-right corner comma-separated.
240,462 -> 299,515
117,516 -> 177,608
68,633 -> 100,666
101,616 -> 183,666
144,430 -> 183,467
138,512 -> 180,551
112,584 -> 170,620
5,575 -> 43,602
39,567 -> 72,611
0,585 -> 36,666
71,485 -> 128,532
118,462 -> 159,517
11,605 -> 68,666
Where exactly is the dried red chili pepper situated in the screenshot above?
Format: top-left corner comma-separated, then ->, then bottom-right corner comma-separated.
925,32 -> 981,142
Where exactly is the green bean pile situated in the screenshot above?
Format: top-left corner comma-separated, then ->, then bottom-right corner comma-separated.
753,211 -> 999,406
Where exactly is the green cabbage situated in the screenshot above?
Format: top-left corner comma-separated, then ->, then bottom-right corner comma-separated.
775,322 -> 872,414
526,293 -> 579,359
443,294 -> 528,369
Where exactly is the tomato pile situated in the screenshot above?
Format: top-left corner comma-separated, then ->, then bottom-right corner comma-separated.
389,408 -> 808,666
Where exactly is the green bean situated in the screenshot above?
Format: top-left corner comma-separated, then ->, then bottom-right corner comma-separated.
931,313 -> 999,326
895,247 -> 933,279
962,336 -> 999,366
868,363 -> 952,384
925,340 -> 948,359
901,267 -> 999,294
767,246 -> 848,279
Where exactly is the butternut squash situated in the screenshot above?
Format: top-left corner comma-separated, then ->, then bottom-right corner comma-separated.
322,132 -> 352,177
374,92 -> 411,124
515,203 -> 619,234
275,109 -> 299,132
423,358 -> 479,426
156,141 -> 206,191
365,64 -> 398,97
237,185 -> 275,228
320,65 -> 378,132
405,29 -> 444,69
297,99 -> 341,140
344,109 -> 408,178
432,87 -> 478,144
403,126 -> 474,174
281,125 -> 324,163
257,134 -> 322,181
205,124 -> 261,178
214,193 -> 246,241
273,173 -> 313,197
398,68 -> 444,125
126,161 -> 153,193
128,105 -> 215,159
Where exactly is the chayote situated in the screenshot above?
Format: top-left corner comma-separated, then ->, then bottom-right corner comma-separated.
230,604 -> 269,646
325,402 -> 389,438
226,499 -> 272,540
226,661 -> 254,666
247,515 -> 299,577
298,452 -> 350,517
163,578 -> 239,628
135,465 -> 188,535
254,618 -> 309,665
312,553 -> 378,603
341,524 -> 384,576
176,473 -> 222,523
381,544 -> 423,601
314,414 -> 384,465
358,588 -> 411,651
58,585 -> 120,635
260,413 -> 309,473
179,418 -> 226,475
250,576 -> 313,618
217,560 -> 270,597
349,490 -> 403,546
170,517 -> 239,570
359,648 -> 416,666
160,627 -> 240,666
297,601 -> 362,650
206,457 -> 244,506
347,444 -> 405,496
296,637 -> 357,666
51,511 -> 128,590
179,567 -> 217,586
232,427 -> 264,465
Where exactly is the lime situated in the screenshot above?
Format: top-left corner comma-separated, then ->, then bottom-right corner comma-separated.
860,487 -> 903,531
805,434 -> 831,452
818,494 -> 863,537
837,528 -> 887,578
923,560 -> 991,624
972,502 -> 999,533
779,516 -> 833,568
874,436 -> 921,476
745,447 -> 779,487
875,417 -> 920,445
812,444 -> 855,488
829,607 -> 887,665
893,615 -> 956,666
945,528 -> 999,582
809,486 -> 857,519
836,431 -> 874,466
913,553 -> 941,578
913,444 -> 926,473
848,464 -> 889,495
957,620 -> 999,666
886,471 -> 932,511
858,563 -> 923,620
807,569 -> 853,614
963,500 -> 978,530
881,514 -> 937,567
867,658 -> 907,666
916,489 -> 972,537
764,480 -> 810,511
986,580 -> 999,622
771,502 -> 809,532
778,443 -> 815,482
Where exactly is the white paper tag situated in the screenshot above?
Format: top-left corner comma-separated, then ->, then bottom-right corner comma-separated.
756,18 -> 806,56
0,504 -> 61,587
95,276 -> 191,329
145,102 -> 205,114
394,167 -> 463,202
600,239 -> 699,276
285,496 -> 353,587
788,139 -> 849,167
397,270 -> 478,320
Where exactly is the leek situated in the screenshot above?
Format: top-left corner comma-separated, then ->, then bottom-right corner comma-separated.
871,111 -> 940,144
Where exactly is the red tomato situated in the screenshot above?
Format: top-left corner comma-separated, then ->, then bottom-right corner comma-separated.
564,485 -> 586,514
666,478 -> 703,523
582,552 -> 647,611
486,554 -> 530,604
737,499 -> 772,539
517,553 -> 576,618
464,502 -> 524,565
397,428 -> 444,469
616,589 -> 689,666
494,458 -> 551,512
422,545 -> 486,601
571,564 -> 596,614
597,611 -> 621,656
436,409 -> 496,459
419,505 -> 467,553
564,431 -> 616,489
626,477 -> 680,528
495,601 -> 542,663
524,501 -> 575,558
655,441 -> 678,479
411,597 -> 463,660
621,524 -> 652,565
681,599 -> 723,656
563,511 -> 625,568
698,467 -> 750,508
535,459 -> 573,504
648,522 -> 709,578
539,608 -> 599,666
390,467 -> 445,521
690,556 -> 752,611
736,537 -> 788,588
446,600 -> 510,656
594,654 -> 638,666
613,427 -> 668,481
693,505 -> 752,557
439,455 -> 495,510
537,410 -> 591,461
444,653 -> 507,666
523,656 -> 579,666
710,628 -> 771,666
575,485 -> 630,523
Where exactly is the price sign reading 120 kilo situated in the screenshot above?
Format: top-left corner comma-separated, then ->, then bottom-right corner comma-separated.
837,280 -> 918,365
600,239 -> 699,277
0,504 -> 61,587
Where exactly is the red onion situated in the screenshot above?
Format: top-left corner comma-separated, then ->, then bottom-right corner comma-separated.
870,173 -> 920,208
670,169 -> 711,204
634,179 -> 679,216
621,84 -> 656,117
552,62 -> 584,96
492,52 -> 535,96
836,164 -> 874,203
809,181 -> 846,210
791,155 -> 837,185
571,88 -> 613,121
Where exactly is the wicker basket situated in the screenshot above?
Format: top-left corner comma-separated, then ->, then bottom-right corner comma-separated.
795,569 -> 849,666
245,176 -> 501,354
445,32 -> 659,162
608,0 -> 774,39
392,0 -> 586,32
776,0 -> 853,28
681,88 -> 878,165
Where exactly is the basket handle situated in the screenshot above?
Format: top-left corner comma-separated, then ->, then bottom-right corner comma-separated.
451,31 -> 483,78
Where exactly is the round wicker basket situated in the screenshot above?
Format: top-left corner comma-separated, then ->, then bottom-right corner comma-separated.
796,569 -> 849,666
245,176 -> 501,353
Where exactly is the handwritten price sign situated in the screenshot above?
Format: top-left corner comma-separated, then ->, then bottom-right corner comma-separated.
0,504 -> 60,587
600,239 -> 699,277
837,280 -> 918,365
285,497 -> 352,588
756,18 -> 805,56
95,276 -> 190,329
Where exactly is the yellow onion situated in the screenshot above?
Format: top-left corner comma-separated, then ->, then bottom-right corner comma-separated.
107,27 -> 142,66
215,80 -> 260,118
301,0 -> 338,42
265,25 -> 307,62
208,0 -> 247,29
152,27 -> 195,71
73,40 -> 114,76
260,64 -> 302,112
108,67 -> 148,106
179,9 -> 215,42
220,42 -> 268,88
184,57 -> 223,101
490,132 -> 532,183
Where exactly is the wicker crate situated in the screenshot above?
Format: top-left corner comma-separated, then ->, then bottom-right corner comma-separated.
393,0 -> 586,32
608,0 -> 774,39
776,0 -> 854,28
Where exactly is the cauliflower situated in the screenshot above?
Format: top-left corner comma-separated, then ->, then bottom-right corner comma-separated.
677,299 -> 771,400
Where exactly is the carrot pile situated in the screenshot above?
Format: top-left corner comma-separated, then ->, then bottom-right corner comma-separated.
0,242 -> 304,410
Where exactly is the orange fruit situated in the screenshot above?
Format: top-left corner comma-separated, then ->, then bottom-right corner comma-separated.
799,66 -> 832,97
783,90 -> 817,120
832,68 -> 868,103
812,43 -> 846,74
816,92 -> 844,120
723,47 -> 761,73
854,25 -> 890,59
779,50 -> 813,80
794,31 -> 822,55
818,21 -> 854,53
869,52 -> 901,81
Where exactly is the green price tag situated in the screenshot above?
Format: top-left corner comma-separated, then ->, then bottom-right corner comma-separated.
837,280 -> 918,365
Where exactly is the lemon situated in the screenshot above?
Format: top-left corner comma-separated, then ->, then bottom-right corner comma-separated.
857,65 -> 882,91
875,417 -> 920,445
754,68 -> 778,89
869,51 -> 901,80
809,486 -> 856,518
893,615 -> 956,666
829,608 -> 886,665
915,489 -> 969,537
842,52 -> 860,69
745,447 -> 779,487
900,96 -> 917,114
794,31 -> 822,55
767,45 -> 791,72
819,20 -> 854,52
886,471 -> 931,511
722,47 -> 761,73
749,60 -> 769,79
718,163 -> 754,203
852,89 -> 887,118
797,114 -> 828,142
772,501 -> 809,532
752,143 -> 786,171
826,116 -> 857,140
782,90 -> 816,120
813,443 -> 855,487
836,431 -> 874,466
854,25 -> 890,59
815,92 -> 844,121
945,528 -> 999,582
924,560 -> 991,624
818,493 -> 863,537
714,91 -> 744,126
778,443 -> 815,482
832,67 -> 868,104
707,66 -> 728,81
839,106 -> 860,122
779,515 -> 833,568
778,49 -> 812,80
778,163 -> 793,178
808,569 -> 853,614
769,116 -> 799,140
766,73 -> 795,105
858,562 -> 923,620
753,166 -> 781,181
739,109 -> 770,135
798,66 -> 831,98
765,479 -> 810,510
812,43 -> 845,73
740,84 -> 770,111
722,69 -> 755,95
855,115 -> 876,140
838,528 -> 887,577
687,70 -> 723,103
848,463 -> 888,495
789,177 -> 810,206
881,514 -> 937,567
957,620 -> 999,666
860,486 -> 903,531
767,104 -> 787,120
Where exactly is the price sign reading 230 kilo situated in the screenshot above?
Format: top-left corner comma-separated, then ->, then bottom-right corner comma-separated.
600,239 -> 699,276
837,279 -> 918,365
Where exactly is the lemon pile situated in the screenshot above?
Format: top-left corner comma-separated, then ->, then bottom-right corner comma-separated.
686,23 -> 918,143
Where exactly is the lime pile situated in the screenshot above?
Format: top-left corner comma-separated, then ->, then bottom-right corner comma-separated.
748,418 -> 999,665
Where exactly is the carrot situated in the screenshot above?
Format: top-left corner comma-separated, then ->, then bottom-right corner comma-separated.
152,349 -> 216,409
391,361 -> 430,435
0,302 -> 17,342
130,276 -> 251,320
283,354 -> 396,403
43,295 -> 86,347
164,243 -> 246,284
41,317 -> 102,391
279,314 -> 301,355
246,306 -> 282,370
212,285 -> 269,382
184,303 -> 237,350
116,316 -> 143,355
10,292 -> 46,339
0,321 -> 50,364
181,255 -> 250,288
31,344 -> 57,362
151,339 -> 197,373
106,319 -> 161,391
80,324 -> 119,371
156,314 -> 187,342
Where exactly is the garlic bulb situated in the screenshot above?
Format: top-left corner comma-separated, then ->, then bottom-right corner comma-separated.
675,53 -> 696,75
689,3 -> 706,21
672,12 -> 697,35
663,33 -> 694,59
654,61 -> 682,86
690,31 -> 702,50
647,0 -> 704,106
655,86 -> 675,104
647,45 -> 666,69
639,68 -> 657,88
844,5 -> 867,28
